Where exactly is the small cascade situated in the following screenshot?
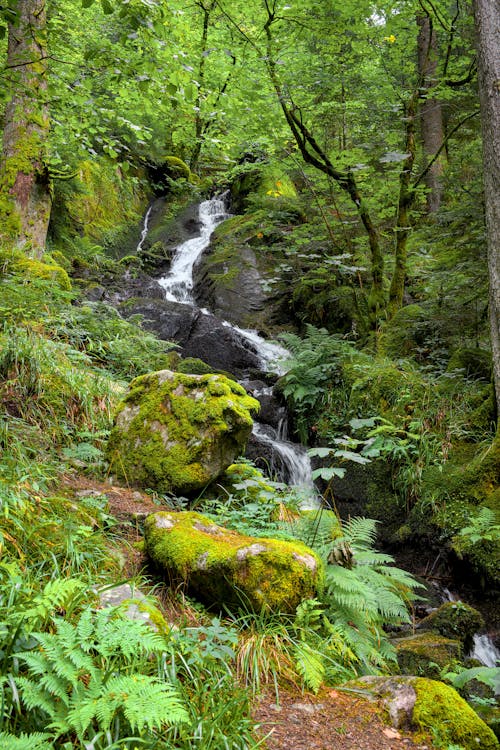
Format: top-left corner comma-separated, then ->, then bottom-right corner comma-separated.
252,423 -> 319,509
221,321 -> 289,374
137,205 -> 153,253
159,196 -> 230,303
470,634 -> 500,670
440,587 -> 499,672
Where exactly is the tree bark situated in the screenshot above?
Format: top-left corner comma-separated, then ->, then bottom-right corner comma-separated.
417,11 -> 445,214
473,0 -> 500,417
0,0 -> 51,257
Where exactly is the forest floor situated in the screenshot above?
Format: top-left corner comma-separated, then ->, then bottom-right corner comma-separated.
62,474 -> 436,750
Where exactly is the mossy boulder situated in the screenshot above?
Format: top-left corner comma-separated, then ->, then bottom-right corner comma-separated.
0,247 -> 71,290
144,510 -> 323,613
348,675 -> 499,749
447,346 -> 492,382
418,601 -> 484,649
394,633 -> 462,678
107,370 -> 259,494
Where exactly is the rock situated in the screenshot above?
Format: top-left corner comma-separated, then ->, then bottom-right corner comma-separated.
418,600 -> 484,650
107,369 -> 259,494
393,632 -> 462,678
120,299 -> 262,378
347,675 -> 499,749
144,510 -> 323,613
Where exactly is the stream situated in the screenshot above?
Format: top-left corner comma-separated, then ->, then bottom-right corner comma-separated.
147,195 -> 318,509
137,195 -> 497,663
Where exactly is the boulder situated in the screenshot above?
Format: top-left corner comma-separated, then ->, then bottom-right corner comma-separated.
346,675 -> 498,749
393,632 -> 462,678
144,510 -> 323,613
418,600 -> 484,650
120,299 -> 262,378
107,370 -> 259,494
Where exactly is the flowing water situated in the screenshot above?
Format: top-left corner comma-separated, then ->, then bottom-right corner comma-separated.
159,196 -> 229,303
136,205 -> 153,253
150,196 -> 318,504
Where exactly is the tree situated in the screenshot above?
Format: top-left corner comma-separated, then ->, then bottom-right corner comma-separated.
473,0 -> 500,417
0,0 -> 51,257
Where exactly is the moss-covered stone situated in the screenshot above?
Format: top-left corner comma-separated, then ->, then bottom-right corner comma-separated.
413,677 -> 499,749
107,369 -> 259,494
394,632 -> 462,678
144,510 -> 323,613
0,246 -> 71,290
347,675 -> 499,748
418,601 -> 484,649
447,346 -> 492,382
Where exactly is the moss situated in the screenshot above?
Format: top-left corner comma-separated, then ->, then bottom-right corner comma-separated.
0,247 -> 71,290
107,370 -> 259,494
394,633 -> 462,678
144,510 -> 323,613
176,357 -> 215,375
218,461 -> 276,503
379,304 -> 432,359
418,601 -> 484,649
447,346 -> 492,382
413,678 -> 499,749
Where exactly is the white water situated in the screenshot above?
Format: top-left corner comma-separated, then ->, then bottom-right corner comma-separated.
471,634 -> 500,669
221,321 -> 289,374
137,205 -> 152,253
252,423 -> 319,509
149,196 -> 317,502
441,588 -> 499,671
159,197 -> 229,303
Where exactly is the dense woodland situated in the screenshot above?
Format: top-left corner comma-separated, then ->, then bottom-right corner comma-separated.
0,1 -> 499,748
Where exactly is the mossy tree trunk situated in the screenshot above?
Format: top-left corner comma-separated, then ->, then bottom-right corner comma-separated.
473,0 -> 500,419
0,0 -> 51,258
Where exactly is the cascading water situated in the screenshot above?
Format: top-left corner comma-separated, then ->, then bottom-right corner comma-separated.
136,205 -> 153,253
441,588 -> 499,674
145,195 -> 319,505
159,196 -> 229,303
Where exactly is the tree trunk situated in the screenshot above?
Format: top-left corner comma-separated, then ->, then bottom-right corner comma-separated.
417,12 -> 445,214
473,0 -> 500,418
0,0 -> 51,257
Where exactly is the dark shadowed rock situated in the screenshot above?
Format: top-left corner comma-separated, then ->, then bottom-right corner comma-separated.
120,298 -> 261,378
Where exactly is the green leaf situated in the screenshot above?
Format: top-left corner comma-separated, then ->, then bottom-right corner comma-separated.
311,467 -> 346,480
349,417 -> 378,430
307,447 -> 332,458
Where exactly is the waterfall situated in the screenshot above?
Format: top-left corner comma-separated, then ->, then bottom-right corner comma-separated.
146,195 -> 319,506
470,634 -> 500,670
251,423 -> 318,509
136,205 -> 153,253
158,196 -> 230,303
441,588 -> 499,672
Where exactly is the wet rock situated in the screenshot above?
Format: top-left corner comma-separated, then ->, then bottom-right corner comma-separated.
120,299 -> 261,378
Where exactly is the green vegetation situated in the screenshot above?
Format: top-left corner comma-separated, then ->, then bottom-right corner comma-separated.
0,0 -> 497,746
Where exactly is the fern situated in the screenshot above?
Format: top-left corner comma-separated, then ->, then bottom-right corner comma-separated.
294,641 -> 325,693
0,732 -> 52,750
288,515 -> 421,675
15,608 -> 188,744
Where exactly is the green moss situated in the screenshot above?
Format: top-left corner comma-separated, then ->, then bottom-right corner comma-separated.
447,346 -> 492,382
107,370 -> 260,494
144,510 -> 323,613
413,678 -> 499,749
418,601 -> 484,648
394,633 -> 462,678
0,247 -> 71,290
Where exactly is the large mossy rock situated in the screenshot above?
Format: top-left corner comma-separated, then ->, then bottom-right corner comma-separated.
347,675 -> 499,749
418,601 -> 484,649
107,370 -> 259,494
144,510 -> 323,613
394,633 -> 462,678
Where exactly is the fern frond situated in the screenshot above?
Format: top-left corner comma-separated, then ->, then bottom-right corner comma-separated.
293,642 -> 325,693
21,578 -> 85,626
0,732 -> 52,750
